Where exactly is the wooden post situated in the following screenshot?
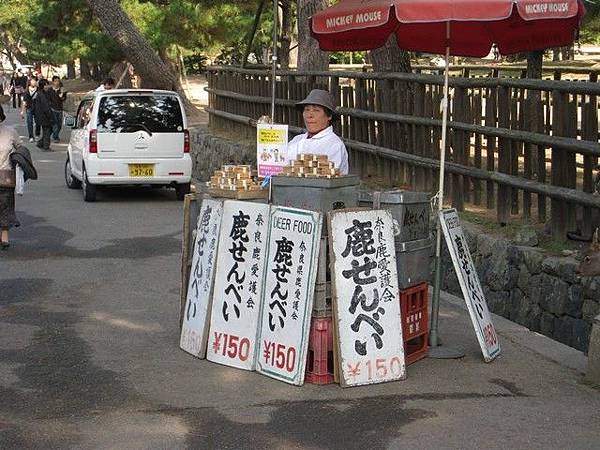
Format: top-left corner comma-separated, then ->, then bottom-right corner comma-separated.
582,91 -> 599,238
550,90 -> 568,240
473,90 -> 483,205
497,85 -> 511,225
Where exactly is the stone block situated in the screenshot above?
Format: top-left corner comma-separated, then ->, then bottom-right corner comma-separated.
540,312 -> 555,336
527,275 -> 543,304
510,289 -> 530,325
565,285 -> 584,318
515,228 -> 539,247
582,276 -> 600,299
527,303 -> 542,331
571,319 -> 590,353
585,315 -> 600,386
517,264 -> 531,292
541,256 -> 578,284
476,233 -> 497,258
539,274 -> 569,315
553,317 -> 573,347
484,288 -> 510,317
521,248 -> 545,275
583,299 -> 600,320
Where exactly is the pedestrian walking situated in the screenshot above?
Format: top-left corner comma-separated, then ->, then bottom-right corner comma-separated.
9,72 -> 18,109
48,76 -> 67,142
21,78 -> 40,142
32,79 -> 54,151
0,105 -> 21,248
14,70 -> 27,109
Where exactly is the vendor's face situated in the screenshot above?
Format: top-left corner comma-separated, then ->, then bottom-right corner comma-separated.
303,104 -> 331,135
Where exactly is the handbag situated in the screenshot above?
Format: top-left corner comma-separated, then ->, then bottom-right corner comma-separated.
0,169 -> 16,188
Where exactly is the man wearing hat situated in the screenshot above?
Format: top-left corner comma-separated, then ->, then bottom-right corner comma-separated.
287,89 -> 349,175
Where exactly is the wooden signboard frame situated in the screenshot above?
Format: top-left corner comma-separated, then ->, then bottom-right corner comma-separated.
207,200 -> 271,371
439,208 -> 501,362
180,198 -> 224,358
255,206 -> 322,385
329,208 -> 406,387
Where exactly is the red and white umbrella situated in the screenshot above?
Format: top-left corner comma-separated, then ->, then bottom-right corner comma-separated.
312,0 -> 584,56
311,0 -> 585,353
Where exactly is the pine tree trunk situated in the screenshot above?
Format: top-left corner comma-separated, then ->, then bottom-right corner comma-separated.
279,0 -> 293,69
297,0 -> 329,71
86,0 -> 181,92
80,58 -> 92,80
526,51 -> 543,79
370,35 -> 412,73
241,0 -> 267,68
67,60 -> 76,79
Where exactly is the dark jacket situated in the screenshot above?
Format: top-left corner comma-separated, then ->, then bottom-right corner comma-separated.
10,144 -> 37,181
22,88 -> 38,111
47,87 -> 66,111
33,89 -> 54,127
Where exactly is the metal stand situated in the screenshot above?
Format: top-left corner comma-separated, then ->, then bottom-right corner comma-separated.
428,23 -> 464,360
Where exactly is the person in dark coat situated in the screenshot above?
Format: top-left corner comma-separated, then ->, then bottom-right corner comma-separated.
33,79 -> 54,151
21,78 -> 40,142
48,76 -> 67,142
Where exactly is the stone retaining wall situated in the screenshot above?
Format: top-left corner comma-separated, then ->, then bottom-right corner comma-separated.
440,222 -> 600,353
190,126 -> 255,181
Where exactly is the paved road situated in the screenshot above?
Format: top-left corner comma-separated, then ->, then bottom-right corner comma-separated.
1,105 -> 600,449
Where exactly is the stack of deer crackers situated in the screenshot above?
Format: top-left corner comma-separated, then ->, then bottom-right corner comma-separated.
207,165 -> 262,191
280,154 -> 341,178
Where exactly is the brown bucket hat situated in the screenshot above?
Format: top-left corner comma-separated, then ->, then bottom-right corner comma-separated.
296,89 -> 338,116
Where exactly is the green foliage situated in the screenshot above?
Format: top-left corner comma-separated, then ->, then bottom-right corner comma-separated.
329,51 -> 366,65
581,1 -> 600,44
2,0 -> 283,70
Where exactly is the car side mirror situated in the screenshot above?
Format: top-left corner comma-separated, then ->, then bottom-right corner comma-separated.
64,114 -> 76,128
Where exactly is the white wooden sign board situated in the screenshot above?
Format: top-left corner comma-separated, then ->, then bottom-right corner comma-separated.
439,208 -> 501,362
329,209 -> 406,387
207,201 -> 271,370
180,198 -> 224,358
256,206 -> 322,385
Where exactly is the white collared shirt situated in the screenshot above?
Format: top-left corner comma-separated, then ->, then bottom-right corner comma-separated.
287,126 -> 349,175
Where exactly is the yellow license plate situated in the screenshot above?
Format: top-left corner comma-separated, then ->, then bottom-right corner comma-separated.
129,164 -> 155,177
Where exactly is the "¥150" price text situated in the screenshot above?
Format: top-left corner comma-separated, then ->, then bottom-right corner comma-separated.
262,340 -> 297,372
346,356 -> 404,381
212,332 -> 251,361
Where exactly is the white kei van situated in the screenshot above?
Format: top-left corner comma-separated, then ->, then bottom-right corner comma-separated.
64,89 -> 192,202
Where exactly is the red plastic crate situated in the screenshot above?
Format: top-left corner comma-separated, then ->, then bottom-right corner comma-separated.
400,283 -> 429,365
305,316 -> 335,384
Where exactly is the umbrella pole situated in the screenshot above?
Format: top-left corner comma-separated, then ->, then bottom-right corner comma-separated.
270,0 -> 278,120
428,30 -> 464,359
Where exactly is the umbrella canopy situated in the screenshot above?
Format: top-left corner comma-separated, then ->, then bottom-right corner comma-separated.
311,0 -> 585,56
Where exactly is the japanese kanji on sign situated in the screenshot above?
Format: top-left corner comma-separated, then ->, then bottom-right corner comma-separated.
439,209 -> 501,362
329,209 -> 406,387
256,206 -> 322,385
257,124 -> 289,177
207,200 -> 271,370
180,198 -> 224,358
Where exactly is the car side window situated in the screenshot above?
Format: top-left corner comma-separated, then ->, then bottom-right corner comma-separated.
76,100 -> 93,128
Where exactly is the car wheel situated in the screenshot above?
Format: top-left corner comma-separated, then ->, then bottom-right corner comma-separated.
65,158 -> 81,189
82,166 -> 97,202
175,182 -> 191,201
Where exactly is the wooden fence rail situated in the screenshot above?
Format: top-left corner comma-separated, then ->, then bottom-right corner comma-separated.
206,66 -> 600,239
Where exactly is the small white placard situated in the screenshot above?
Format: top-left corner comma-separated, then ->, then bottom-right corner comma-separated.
180,198 -> 223,358
256,206 -> 322,385
207,201 -> 271,370
257,123 -> 289,177
329,209 -> 406,387
439,208 -> 501,362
